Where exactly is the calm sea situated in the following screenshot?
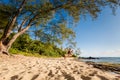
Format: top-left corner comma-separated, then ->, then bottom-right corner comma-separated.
81,57 -> 120,64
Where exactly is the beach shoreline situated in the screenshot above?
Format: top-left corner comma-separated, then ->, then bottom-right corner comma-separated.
85,61 -> 120,74
0,54 -> 120,80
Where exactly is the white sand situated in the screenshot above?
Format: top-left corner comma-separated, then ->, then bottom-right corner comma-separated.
0,54 -> 120,80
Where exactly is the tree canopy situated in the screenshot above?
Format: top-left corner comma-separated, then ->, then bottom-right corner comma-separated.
0,0 -> 119,55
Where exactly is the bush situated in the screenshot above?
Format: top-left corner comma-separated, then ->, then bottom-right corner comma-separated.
11,33 -> 65,57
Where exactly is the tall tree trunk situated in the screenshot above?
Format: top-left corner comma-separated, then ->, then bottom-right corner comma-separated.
6,25 -> 31,52
0,0 -> 36,54
0,23 -> 31,55
0,0 -> 26,42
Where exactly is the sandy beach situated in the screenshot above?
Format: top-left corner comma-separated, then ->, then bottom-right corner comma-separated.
0,54 -> 120,80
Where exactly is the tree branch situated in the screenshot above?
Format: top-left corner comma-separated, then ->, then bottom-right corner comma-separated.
18,18 -> 27,32
31,1 -> 74,21
0,0 -> 27,42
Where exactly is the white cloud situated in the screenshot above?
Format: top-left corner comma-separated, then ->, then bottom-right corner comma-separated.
101,49 -> 120,57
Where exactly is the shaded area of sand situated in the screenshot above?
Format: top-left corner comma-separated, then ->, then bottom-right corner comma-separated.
0,54 -> 120,80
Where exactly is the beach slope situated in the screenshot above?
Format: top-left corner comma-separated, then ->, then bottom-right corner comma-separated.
0,54 -> 119,80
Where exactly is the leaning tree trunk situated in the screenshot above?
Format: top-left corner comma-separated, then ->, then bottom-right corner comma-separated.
0,41 -> 9,55
0,0 -> 26,42
6,32 -> 22,52
0,0 -> 27,55
0,24 -> 31,55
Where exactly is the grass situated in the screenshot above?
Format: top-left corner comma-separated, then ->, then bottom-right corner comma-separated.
9,48 -> 62,58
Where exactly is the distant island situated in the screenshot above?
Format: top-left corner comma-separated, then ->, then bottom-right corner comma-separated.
79,56 -> 99,59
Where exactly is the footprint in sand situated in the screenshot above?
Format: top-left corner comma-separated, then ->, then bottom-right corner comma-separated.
81,75 -> 91,80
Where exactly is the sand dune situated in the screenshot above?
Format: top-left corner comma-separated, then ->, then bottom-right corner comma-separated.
0,54 -> 120,80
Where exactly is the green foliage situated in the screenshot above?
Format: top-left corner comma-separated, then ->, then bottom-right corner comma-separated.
9,48 -> 43,57
0,2 -> 16,30
10,33 -> 66,57
74,48 -> 81,57
33,22 -> 75,45
11,33 -> 32,50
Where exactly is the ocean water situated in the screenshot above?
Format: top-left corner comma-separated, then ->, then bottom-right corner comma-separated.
81,57 -> 120,64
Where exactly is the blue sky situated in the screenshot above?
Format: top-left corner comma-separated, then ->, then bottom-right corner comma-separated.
74,7 -> 120,57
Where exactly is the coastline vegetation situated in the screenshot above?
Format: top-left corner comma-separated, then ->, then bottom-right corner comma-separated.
7,33 -> 66,57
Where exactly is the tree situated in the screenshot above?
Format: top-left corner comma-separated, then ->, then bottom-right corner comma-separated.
74,48 -> 81,57
0,0 -> 119,55
0,3 -> 16,32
